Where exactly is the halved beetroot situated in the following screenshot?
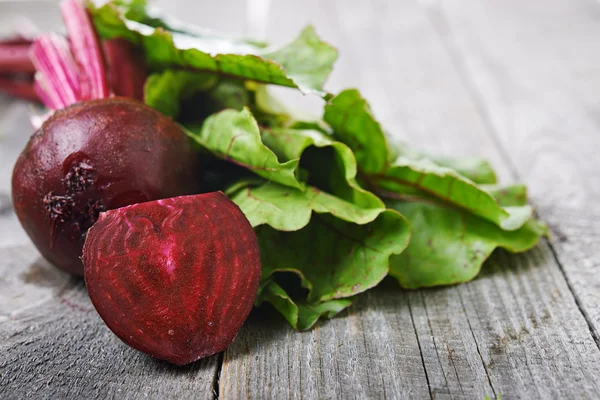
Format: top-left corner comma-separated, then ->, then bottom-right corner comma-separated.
83,192 -> 261,365
11,97 -> 201,276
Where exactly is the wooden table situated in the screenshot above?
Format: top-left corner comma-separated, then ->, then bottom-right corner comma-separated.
2,0 -> 600,398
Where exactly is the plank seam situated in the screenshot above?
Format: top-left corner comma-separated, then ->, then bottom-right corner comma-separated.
407,295 -> 433,400
425,1 -> 600,352
213,352 -> 224,400
421,291 -> 452,395
457,287 -> 497,398
546,243 -> 600,348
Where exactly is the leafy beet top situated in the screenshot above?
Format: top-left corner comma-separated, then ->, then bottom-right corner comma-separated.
83,192 -> 261,365
11,97 -> 201,276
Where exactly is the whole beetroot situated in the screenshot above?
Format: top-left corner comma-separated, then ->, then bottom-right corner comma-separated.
12,97 -> 201,276
83,192 -> 261,365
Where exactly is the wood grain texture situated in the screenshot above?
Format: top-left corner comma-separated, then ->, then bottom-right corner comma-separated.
432,0 -> 600,344
221,282 -> 431,399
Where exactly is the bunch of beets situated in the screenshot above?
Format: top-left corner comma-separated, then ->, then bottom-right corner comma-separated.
3,0 -> 261,366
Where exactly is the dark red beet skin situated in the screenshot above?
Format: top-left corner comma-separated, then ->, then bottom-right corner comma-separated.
83,192 -> 261,365
11,97 -> 201,276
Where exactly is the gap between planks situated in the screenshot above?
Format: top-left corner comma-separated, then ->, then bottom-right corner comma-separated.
212,352 -> 224,400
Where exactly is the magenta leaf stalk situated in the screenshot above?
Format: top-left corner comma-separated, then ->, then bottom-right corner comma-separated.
30,33 -> 81,109
60,0 -> 109,100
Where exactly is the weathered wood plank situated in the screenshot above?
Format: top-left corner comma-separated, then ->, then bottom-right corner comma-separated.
221,282 -> 430,399
220,0 -> 600,398
432,0 -> 600,344
364,0 -> 600,395
0,246 -> 221,400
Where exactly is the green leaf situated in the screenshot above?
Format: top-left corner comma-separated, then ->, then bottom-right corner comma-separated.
324,89 -> 391,174
256,210 -> 409,303
377,156 -> 533,231
481,183 -> 528,207
257,281 -> 352,331
90,1 -> 337,96
189,109 -> 386,211
229,182 -> 384,230
228,180 -> 409,326
388,201 -> 547,289
144,70 -> 217,117
260,31 -> 337,97
430,156 -> 497,185
203,79 -> 251,111
289,120 -> 332,135
260,127 -> 383,210
187,108 -> 302,189
388,139 -> 498,185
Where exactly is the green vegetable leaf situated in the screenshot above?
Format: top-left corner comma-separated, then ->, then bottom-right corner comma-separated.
324,89 -> 391,174
189,108 -> 386,212
228,180 -> 409,327
388,200 -> 547,289
257,281 -> 352,331
430,155 -> 497,185
256,210 -> 409,303
144,70 -> 217,117
90,1 -> 337,96
229,182 -> 384,230
389,140 -> 498,185
260,127 -> 383,210
481,183 -> 528,207
145,69 -> 251,118
376,156 -> 533,231
187,108 -> 302,189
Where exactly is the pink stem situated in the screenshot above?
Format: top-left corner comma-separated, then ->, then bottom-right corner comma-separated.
30,33 -> 81,109
0,36 -> 33,46
33,74 -> 60,109
102,38 -> 146,100
0,75 -> 39,101
0,44 -> 36,73
60,0 -> 109,100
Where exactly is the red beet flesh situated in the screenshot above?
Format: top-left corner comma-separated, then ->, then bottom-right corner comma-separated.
83,192 -> 261,365
11,97 -> 201,276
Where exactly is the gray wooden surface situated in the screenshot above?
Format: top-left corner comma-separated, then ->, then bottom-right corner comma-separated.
1,0 -> 599,399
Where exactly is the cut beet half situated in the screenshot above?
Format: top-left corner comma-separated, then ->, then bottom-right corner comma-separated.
83,192 -> 261,365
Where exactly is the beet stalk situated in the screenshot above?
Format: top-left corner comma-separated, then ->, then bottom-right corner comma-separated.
60,0 -> 109,100
30,33 -> 80,109
0,75 -> 38,101
102,38 -> 146,100
0,43 -> 35,74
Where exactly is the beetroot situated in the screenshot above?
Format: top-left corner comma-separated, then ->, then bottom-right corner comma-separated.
12,97 -> 201,276
83,192 -> 261,365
